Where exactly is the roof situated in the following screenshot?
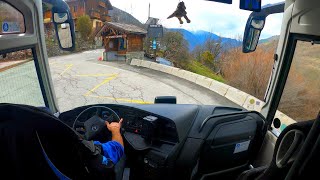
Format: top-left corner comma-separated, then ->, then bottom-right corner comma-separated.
65,0 -> 113,10
96,22 -> 147,36
104,0 -> 113,10
145,17 -> 159,25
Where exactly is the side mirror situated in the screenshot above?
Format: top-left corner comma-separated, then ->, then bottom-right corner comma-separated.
242,17 -> 265,53
51,2 -> 75,51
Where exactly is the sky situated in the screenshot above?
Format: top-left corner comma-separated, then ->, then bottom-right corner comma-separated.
110,0 -> 283,39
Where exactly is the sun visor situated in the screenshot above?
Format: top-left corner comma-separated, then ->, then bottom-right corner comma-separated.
290,0 -> 320,37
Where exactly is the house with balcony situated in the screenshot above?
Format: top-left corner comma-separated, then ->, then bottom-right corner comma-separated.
66,0 -> 113,29
44,0 -> 113,30
43,0 -> 113,46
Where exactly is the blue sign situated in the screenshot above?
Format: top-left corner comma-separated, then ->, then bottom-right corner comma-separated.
152,39 -> 157,50
2,22 -> 20,33
2,22 -> 9,32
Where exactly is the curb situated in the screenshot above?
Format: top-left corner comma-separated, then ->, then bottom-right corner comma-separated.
130,59 -> 296,127
0,59 -> 33,73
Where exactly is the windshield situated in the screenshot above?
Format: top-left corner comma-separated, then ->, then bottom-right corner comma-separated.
1,0 -> 298,117
43,0 -> 285,112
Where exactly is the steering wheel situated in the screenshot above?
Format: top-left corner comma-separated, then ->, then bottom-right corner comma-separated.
73,106 -> 121,140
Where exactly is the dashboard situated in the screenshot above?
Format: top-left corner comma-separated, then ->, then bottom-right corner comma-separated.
58,104 -> 265,180
64,104 -> 179,145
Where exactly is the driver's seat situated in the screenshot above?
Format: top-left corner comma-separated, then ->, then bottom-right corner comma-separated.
0,104 -> 123,180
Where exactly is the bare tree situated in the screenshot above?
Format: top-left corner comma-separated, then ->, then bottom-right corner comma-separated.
221,46 -> 274,100
162,31 -> 190,68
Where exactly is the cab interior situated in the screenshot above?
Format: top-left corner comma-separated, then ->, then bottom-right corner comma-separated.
0,0 -> 319,180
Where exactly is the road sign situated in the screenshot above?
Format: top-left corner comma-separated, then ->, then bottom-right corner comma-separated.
152,39 -> 157,50
148,24 -> 163,38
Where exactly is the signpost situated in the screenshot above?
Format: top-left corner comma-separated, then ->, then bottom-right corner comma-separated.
146,24 -> 163,59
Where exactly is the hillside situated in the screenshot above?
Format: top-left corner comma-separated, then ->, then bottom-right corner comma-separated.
259,35 -> 280,44
224,35 -> 319,121
111,6 -> 145,29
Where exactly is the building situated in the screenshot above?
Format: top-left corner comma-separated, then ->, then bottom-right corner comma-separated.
44,0 -> 113,30
96,22 -> 147,61
67,0 -> 113,30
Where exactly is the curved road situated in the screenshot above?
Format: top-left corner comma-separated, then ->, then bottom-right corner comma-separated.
49,49 -> 240,112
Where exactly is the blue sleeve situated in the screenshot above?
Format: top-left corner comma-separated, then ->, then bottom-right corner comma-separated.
94,141 -> 124,164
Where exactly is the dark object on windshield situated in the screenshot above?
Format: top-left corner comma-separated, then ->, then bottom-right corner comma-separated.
240,0 -> 261,12
154,96 -> 177,104
167,1 -> 191,24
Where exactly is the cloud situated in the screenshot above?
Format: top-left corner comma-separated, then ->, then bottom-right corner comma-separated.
110,0 -> 283,38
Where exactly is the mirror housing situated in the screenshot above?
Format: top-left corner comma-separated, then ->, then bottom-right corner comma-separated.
243,17 -> 265,53
50,0 -> 76,51
242,2 -> 285,53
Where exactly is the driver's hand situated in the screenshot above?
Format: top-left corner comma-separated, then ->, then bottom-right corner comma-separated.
106,118 -> 123,134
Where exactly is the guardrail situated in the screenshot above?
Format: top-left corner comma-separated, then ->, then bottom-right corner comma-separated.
130,59 -> 296,128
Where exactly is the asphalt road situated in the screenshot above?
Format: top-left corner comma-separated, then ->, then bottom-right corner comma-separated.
0,49 -> 240,112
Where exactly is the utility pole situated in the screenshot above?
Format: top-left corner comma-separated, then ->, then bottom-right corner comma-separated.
148,3 -> 150,19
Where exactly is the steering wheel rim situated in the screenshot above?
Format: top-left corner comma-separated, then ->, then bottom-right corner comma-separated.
72,106 -> 121,140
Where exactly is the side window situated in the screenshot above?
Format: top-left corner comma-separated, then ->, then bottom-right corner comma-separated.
0,49 -> 45,107
0,0 -> 45,106
276,41 -> 320,131
0,1 -> 25,34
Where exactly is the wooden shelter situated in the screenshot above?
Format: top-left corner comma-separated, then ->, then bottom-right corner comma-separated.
96,22 -> 147,60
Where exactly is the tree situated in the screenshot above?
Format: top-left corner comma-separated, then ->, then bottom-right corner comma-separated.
192,33 -> 223,72
77,15 -> 92,40
200,51 -> 214,66
204,36 -> 222,60
161,31 -> 190,68
192,45 -> 205,61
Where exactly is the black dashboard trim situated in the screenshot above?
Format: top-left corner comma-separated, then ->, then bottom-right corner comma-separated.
199,111 -> 264,131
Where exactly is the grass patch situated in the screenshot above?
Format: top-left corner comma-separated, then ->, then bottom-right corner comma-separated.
186,60 -> 225,82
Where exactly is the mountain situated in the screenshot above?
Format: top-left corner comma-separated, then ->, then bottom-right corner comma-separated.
111,6 -> 145,29
259,35 -> 280,44
167,28 -> 241,51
